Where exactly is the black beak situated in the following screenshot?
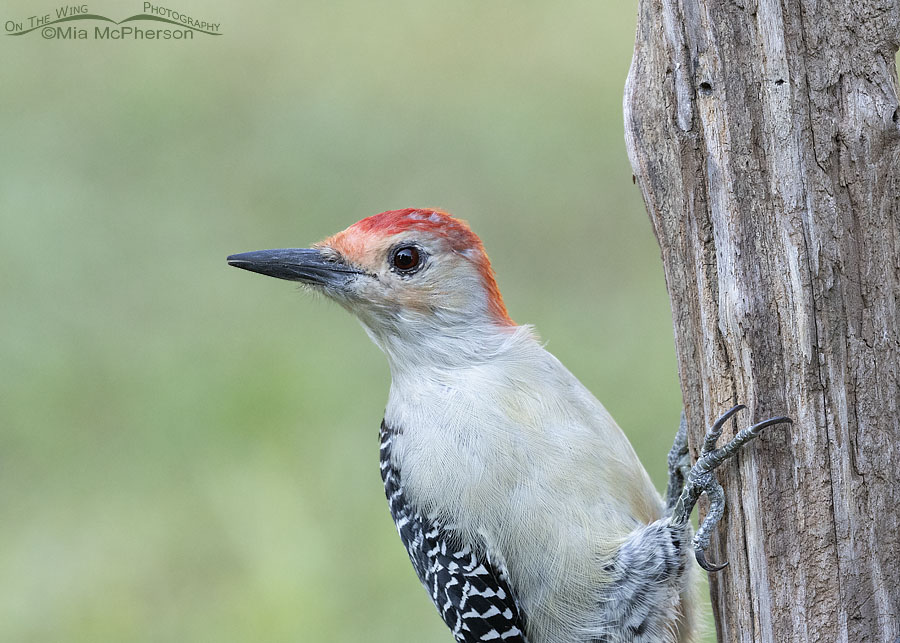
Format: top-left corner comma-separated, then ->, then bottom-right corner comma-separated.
227,248 -> 363,287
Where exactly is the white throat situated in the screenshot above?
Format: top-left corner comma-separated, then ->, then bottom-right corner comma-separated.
357,312 -> 530,378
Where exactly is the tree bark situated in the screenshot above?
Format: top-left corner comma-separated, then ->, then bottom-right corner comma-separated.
624,1 -> 900,642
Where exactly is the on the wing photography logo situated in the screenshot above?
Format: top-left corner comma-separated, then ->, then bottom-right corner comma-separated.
5,3 -> 221,40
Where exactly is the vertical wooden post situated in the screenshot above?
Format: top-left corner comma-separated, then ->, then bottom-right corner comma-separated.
624,1 -> 900,640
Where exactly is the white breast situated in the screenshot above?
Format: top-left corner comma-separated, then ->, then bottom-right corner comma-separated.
383,329 -> 663,642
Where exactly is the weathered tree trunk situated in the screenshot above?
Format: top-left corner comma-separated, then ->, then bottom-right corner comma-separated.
624,1 -> 900,641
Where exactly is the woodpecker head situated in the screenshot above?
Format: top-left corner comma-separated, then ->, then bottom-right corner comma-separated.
228,209 -> 514,360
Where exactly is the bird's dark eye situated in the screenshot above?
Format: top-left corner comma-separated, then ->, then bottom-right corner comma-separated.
391,246 -> 422,273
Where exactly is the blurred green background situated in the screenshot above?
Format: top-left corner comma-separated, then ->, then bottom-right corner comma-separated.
0,1 -> 706,641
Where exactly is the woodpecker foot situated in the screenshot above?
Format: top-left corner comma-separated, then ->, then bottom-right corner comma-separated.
664,412 -> 691,513
670,405 -> 792,573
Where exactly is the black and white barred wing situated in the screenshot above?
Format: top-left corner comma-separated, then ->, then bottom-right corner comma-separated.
380,422 -> 528,643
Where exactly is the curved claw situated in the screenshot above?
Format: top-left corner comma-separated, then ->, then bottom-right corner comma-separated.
703,404 -> 746,454
747,416 -> 793,434
695,549 -> 729,573
712,404 -> 746,434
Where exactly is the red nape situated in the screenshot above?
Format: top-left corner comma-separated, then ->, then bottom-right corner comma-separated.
352,209 -> 514,326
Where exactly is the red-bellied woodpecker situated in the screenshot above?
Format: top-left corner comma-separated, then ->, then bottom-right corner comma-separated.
227,208 -> 791,643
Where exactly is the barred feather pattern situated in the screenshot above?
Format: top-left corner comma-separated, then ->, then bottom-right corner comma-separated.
379,421 -> 528,642
591,520 -> 692,643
